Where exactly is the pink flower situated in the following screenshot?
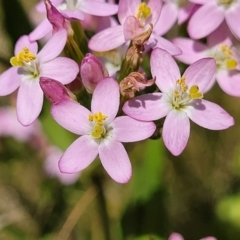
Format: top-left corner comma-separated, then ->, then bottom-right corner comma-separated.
168,232 -> 217,240
123,48 -> 234,156
89,0 -> 181,55
154,0 -> 198,36
188,0 -> 240,39
51,77 -> 156,183
0,32 -> 79,126
44,146 -> 80,185
172,22 -> 240,96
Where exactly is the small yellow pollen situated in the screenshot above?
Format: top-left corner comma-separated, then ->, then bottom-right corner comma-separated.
189,85 -> 203,99
88,112 -> 108,126
177,76 -> 188,93
10,47 -> 36,67
220,0 -> 234,5
220,44 -> 232,57
91,124 -> 105,139
225,58 -> 238,69
136,2 -> 151,21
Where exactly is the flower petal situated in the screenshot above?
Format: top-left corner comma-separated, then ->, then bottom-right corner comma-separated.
118,0 -> 140,25
172,37 -> 208,64
154,2 -> 178,36
40,57 -> 79,84
225,3 -> 240,39
188,3 -> 224,39
99,140 -> 132,183
91,77 -> 119,123
178,2 -> 196,25
88,25 -> 125,52
153,35 -> 182,56
14,35 -> 38,55
59,135 -> 99,173
183,58 -> 216,93
123,93 -> 171,121
38,29 -> 67,62
217,70 -> 240,97
112,116 -> 156,142
162,110 -> 190,156
0,67 -> 20,96
17,80 -> 43,126
185,99 -> 234,130
147,0 -> 163,26
123,16 -> 143,41
168,233 -> 184,240
80,0 -> 118,16
51,100 -> 91,135
150,48 -> 181,93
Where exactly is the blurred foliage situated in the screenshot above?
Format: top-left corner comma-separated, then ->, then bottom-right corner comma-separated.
1,1 -> 240,240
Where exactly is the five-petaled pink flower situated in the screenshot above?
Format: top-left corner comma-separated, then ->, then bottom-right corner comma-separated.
50,77 -> 156,183
0,30 -> 79,126
123,48 -> 234,156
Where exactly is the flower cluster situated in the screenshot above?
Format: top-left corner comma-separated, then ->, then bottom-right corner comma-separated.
0,0 -> 238,190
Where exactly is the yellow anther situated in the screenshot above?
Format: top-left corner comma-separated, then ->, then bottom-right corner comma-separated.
220,44 -> 232,57
220,0 -> 234,5
189,85 -> 203,99
136,2 -> 151,20
10,47 -> 36,67
225,58 -> 237,69
177,76 -> 187,92
91,124 -> 105,139
88,112 -> 108,126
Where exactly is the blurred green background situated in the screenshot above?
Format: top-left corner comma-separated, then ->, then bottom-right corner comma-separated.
1,1 -> 240,240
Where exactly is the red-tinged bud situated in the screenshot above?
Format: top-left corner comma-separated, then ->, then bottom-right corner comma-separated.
40,77 -> 77,104
80,53 -> 109,93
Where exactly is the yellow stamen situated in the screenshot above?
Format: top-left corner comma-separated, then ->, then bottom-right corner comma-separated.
225,58 -> 237,69
10,47 -> 36,67
189,85 -> 203,99
88,112 -> 108,126
220,44 -> 232,57
136,2 -> 151,21
91,124 -> 105,139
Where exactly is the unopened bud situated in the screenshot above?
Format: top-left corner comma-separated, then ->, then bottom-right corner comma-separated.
40,77 -> 77,104
80,53 -> 109,93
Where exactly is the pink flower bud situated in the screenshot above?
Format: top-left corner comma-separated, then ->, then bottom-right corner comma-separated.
40,77 -> 76,104
80,53 -> 109,93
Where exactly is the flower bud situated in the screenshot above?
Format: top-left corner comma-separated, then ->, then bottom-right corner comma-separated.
40,77 -> 77,104
80,53 -> 109,93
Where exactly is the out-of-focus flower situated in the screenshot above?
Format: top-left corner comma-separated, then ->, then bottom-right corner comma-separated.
50,78 -> 156,183
168,232 -> 217,240
172,22 -> 240,96
188,0 -> 240,39
0,32 -> 78,126
80,53 -> 109,93
44,146 -> 80,185
123,48 -> 234,156
0,107 -> 40,142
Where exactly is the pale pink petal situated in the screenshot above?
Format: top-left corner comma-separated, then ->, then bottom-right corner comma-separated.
0,67 -> 20,96
99,140 -> 132,183
153,35 -> 182,56
154,2 -> 177,36
178,2 -> 195,25
207,21 -> 233,47
118,0 -> 140,25
189,0 -> 214,4
217,70 -> 240,97
88,25 -> 125,52
17,80 -> 43,126
150,48 -> 181,93
80,0 -> 118,16
123,93 -> 171,121
188,3 -> 224,39
29,19 -> 53,41
168,233 -> 184,240
162,110 -> 190,156
183,58 -> 216,93
91,78 -> 119,123
40,57 -> 78,84
14,35 -> 38,55
36,0 -> 63,13
38,29 -> 67,62
51,100 -> 91,135
62,10 -> 85,21
112,116 -> 156,142
185,99 -> 234,130
147,0 -> 163,26
225,3 -> 240,39
123,16 -> 143,41
172,37 -> 207,64
59,135 -> 99,173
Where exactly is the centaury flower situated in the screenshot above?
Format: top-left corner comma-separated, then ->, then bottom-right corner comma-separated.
123,48 -> 234,156
0,31 -> 78,126
50,77 -> 156,183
